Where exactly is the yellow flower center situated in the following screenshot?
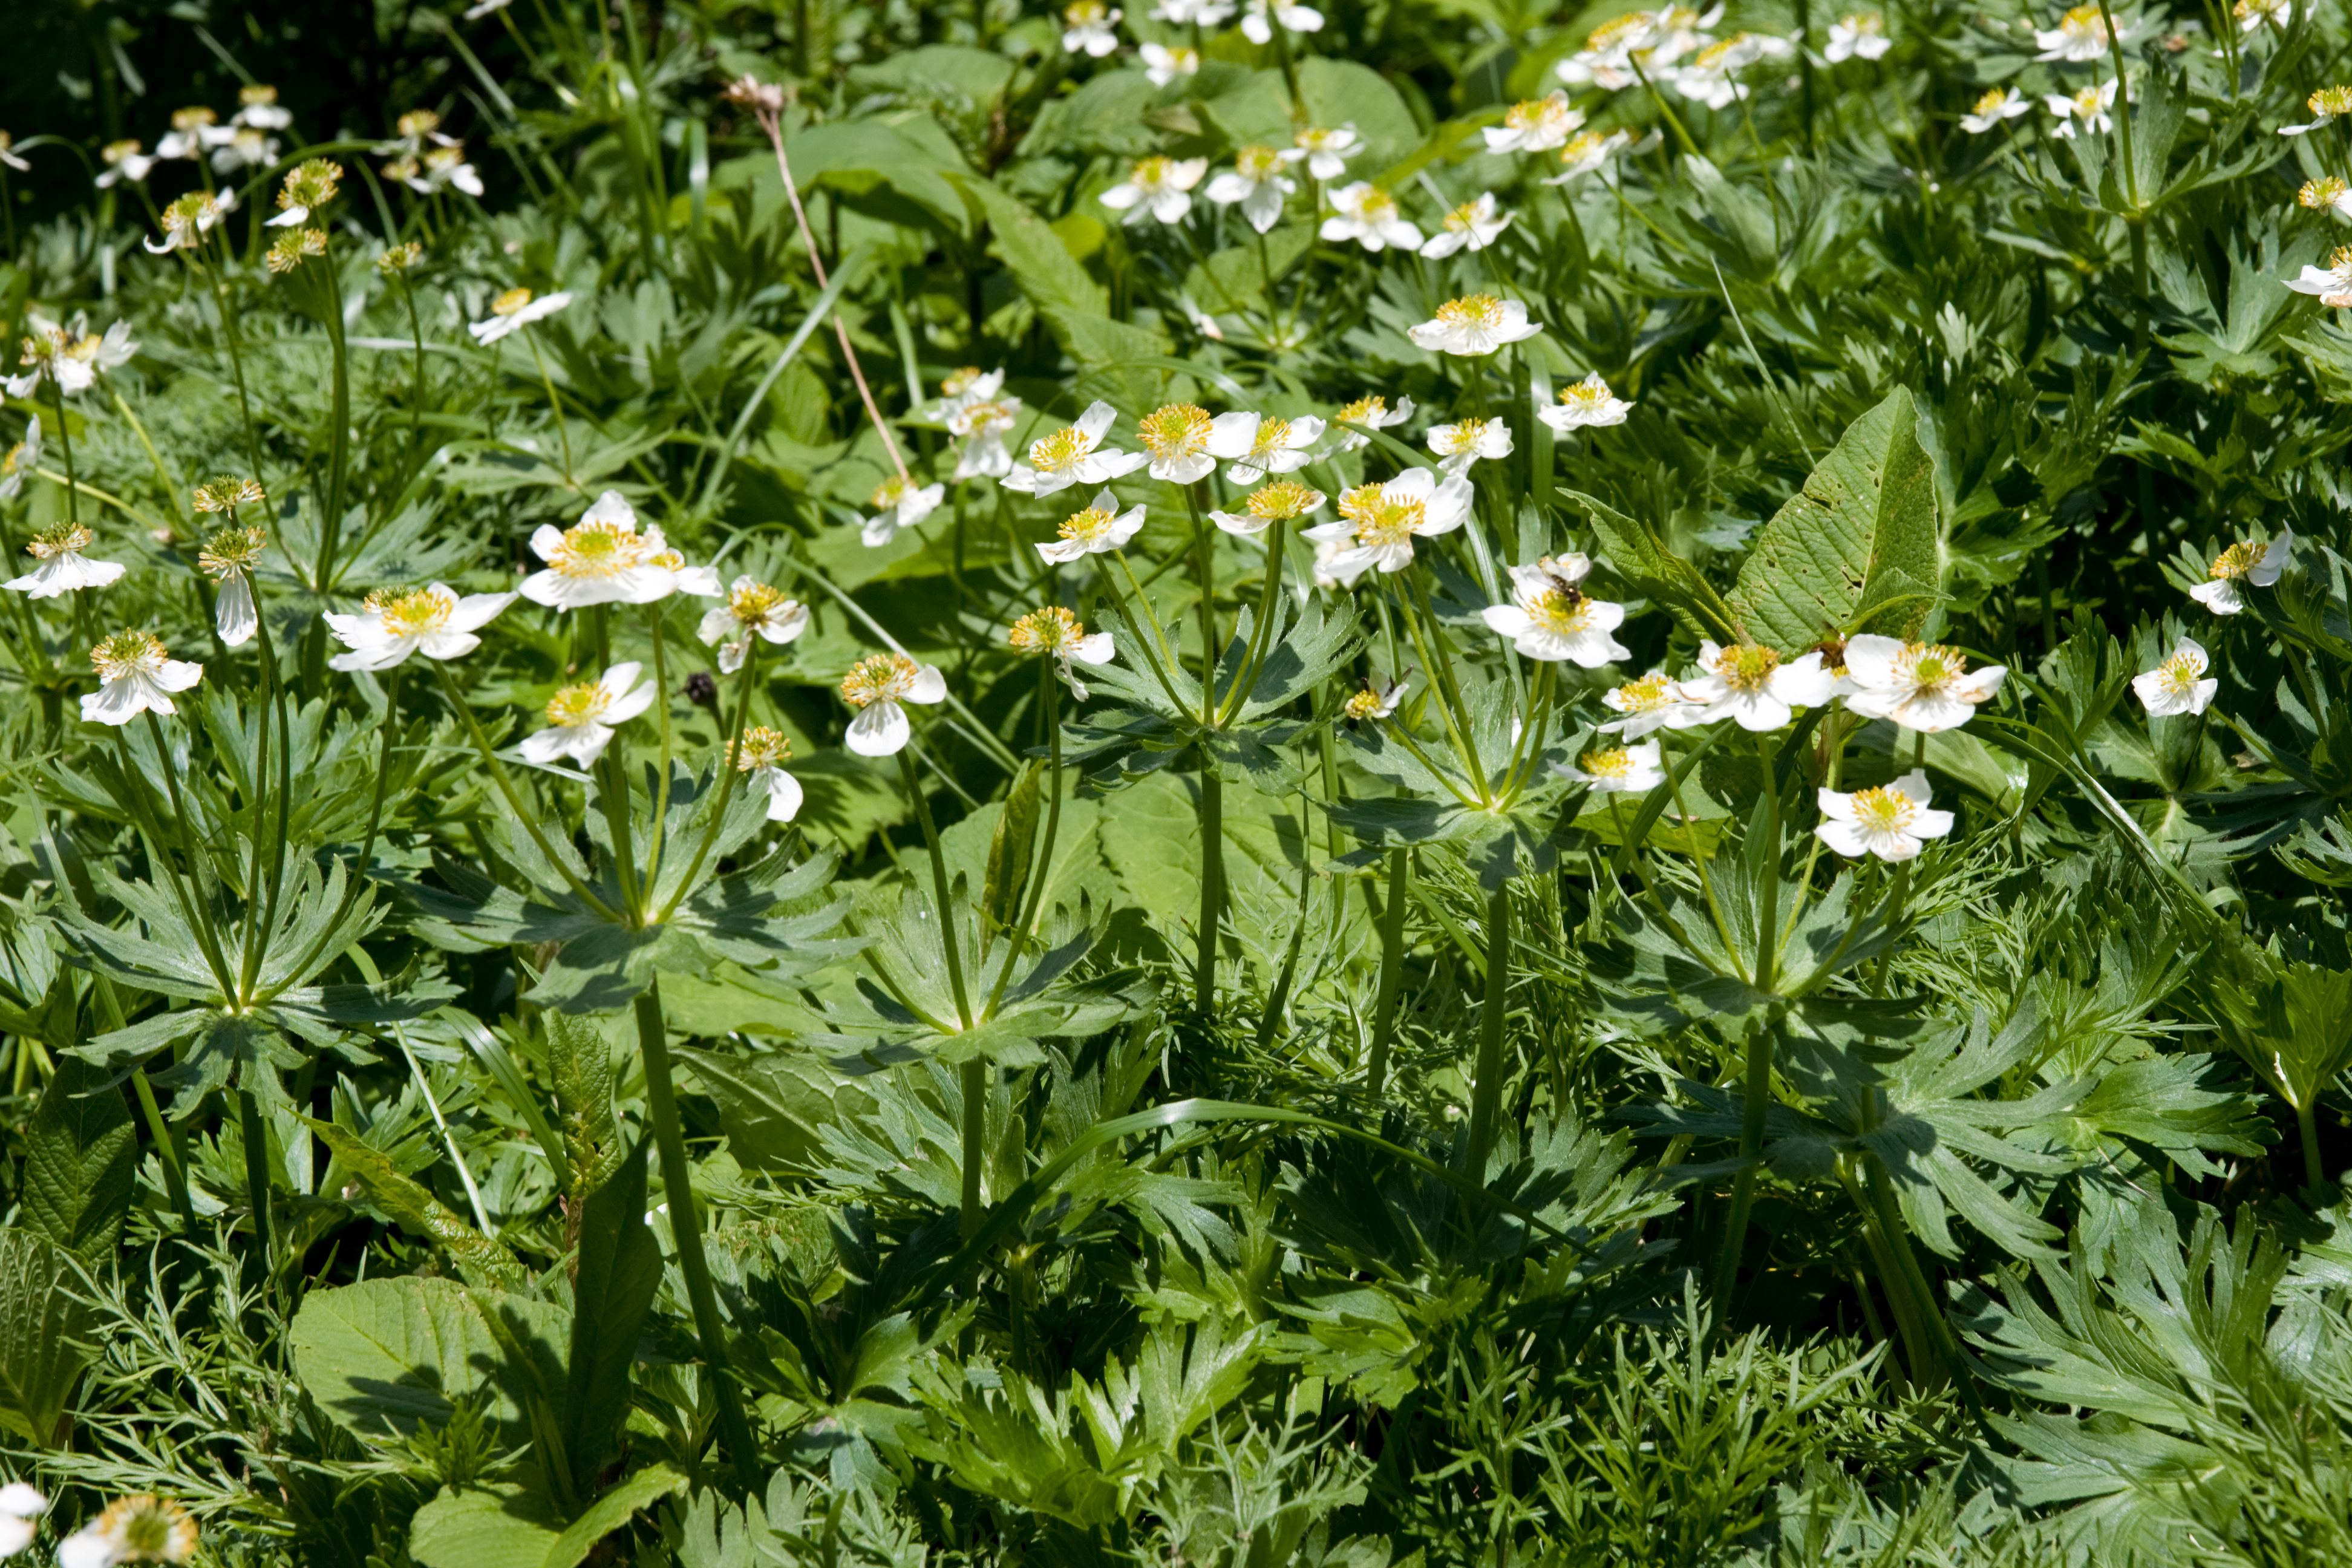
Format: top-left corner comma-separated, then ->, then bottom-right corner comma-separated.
731,724 -> 792,769
1138,403 -> 1214,459
94,1495 -> 198,1561
1129,156 -> 1178,191
1066,0 -> 1108,22
869,475 -> 916,510
1972,88 -> 2009,116
1849,785 -> 1917,834
958,398 -> 1015,434
1057,506 -> 1116,545
374,588 -> 452,635
198,525 -> 268,580
1434,418 -> 1490,456
2157,650 -> 2204,696
172,107 -> 217,131
2210,540 -> 2265,580
1296,127 -> 1347,151
2311,86 -> 2352,117
1010,606 -> 1085,655
2302,177 -> 2349,211
2071,85 -> 2107,116
727,581 -> 788,625
1244,417 -> 1295,462
544,681 -> 612,727
1245,479 -> 1323,519
1,441 -> 25,478
28,523 -> 93,560
1348,493 -> 1428,549
1336,394 -> 1387,423
1714,644 -> 1782,691
1436,294 -> 1505,328
1896,643 -> 1965,691
1526,586 -> 1593,635
1580,746 -> 1637,781
546,518 -> 648,578
1028,423 -> 1091,475
1234,145 -> 1284,180
91,630 -> 169,680
1343,688 -> 1387,721
1444,200 -> 1488,235
1612,672 -> 1677,712
1843,11 -> 1884,34
104,139 -> 142,164
1559,131 -> 1613,165
1587,13 -> 1649,51
1561,374 -> 1616,408
841,653 -> 919,708
941,365 -> 985,396
492,287 -> 535,316
1352,189 -> 1399,223
398,109 -> 442,139
192,476 -> 266,514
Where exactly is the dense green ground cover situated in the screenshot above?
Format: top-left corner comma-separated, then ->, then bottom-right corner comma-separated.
1,0 -> 2351,1562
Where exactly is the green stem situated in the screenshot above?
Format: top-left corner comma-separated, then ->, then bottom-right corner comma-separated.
1217,518 -> 1289,728
204,258 -> 267,484
238,1085 -> 273,1268
634,983 -> 763,1494
431,659 -> 619,920
1365,846 -> 1410,1097
523,329 -> 576,480
959,1059 -> 988,1240
897,748 -> 973,1028
1462,878 -> 1512,1175
130,717 -> 239,994
657,644 -> 760,924
129,1068 -> 194,1228
315,254 -> 352,593
985,681 -> 1062,1018
642,609 -> 677,892
2299,1099 -> 2327,1194
1181,484 -> 1220,717
1195,763 -> 1224,1013
46,382 -> 76,526
1711,1016 -> 1777,1315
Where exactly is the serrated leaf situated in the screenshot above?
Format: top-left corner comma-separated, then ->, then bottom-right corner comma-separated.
22,1057 -> 136,1258
0,1229 -> 93,1448
311,1119 -> 526,1289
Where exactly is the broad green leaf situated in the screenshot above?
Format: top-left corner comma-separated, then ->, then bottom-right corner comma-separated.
408,1485 -> 564,1568
560,1143 -> 661,1498
0,1228 -> 93,1448
1561,488 -> 1737,642
21,1056 -> 136,1258
1727,387 -> 1944,653
290,1275 -> 509,1439
544,1465 -> 688,1568
1293,58 -> 1421,172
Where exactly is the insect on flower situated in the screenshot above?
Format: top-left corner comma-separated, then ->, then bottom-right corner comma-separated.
82,631 -> 204,726
1815,770 -> 1955,861
840,653 -> 947,757
1011,606 -> 1117,699
1481,555 -> 1631,667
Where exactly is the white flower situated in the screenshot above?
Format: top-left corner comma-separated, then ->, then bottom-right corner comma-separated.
697,577 -> 810,673
1062,1 -> 1123,56
6,523 -> 125,598
1601,669 -> 1704,739
2285,248 -> 2352,304
2282,85 -> 2352,136
197,521 -> 270,648
1327,393 -> 1413,454
920,366 -> 1001,423
0,134 -> 25,174
840,653 -> 946,757
1681,641 -> 1837,730
1209,477 -> 1325,537
5,318 -> 137,399
1959,87 -> 2034,132
1319,182 -> 1420,252
464,0 -> 516,16
1011,606 -> 1117,699
1301,469 -> 1473,585
56,1493 -> 199,1568
469,286 -> 572,344
1036,490 -> 1148,563
1241,0 -> 1322,44
1484,94 -> 1584,154
520,662 -> 656,771
234,85 -> 293,131
1425,416 -> 1513,474
1419,192 -> 1512,258
2132,636 -> 2218,717
1480,555 -> 1630,667
519,491 -> 705,610
2236,0 -> 2289,31
1284,125 -> 1360,181
1840,635 -> 2007,731
404,143 -> 484,198
1140,42 -> 1201,85
1539,373 -> 1634,431
1815,769 -> 1953,861
326,583 -> 514,671
2189,530 -> 2292,614
1642,4 -> 1725,65
143,189 -> 234,255
1001,402 -> 1148,497
1151,0 -> 1234,20
0,416 -> 39,502
1825,12 -> 1892,62
155,107 -> 222,162
863,474 -> 945,547
1555,11 -> 1658,91
1343,671 -> 1410,722
1675,32 -> 1795,108
96,139 -> 154,189
1556,740 -> 1664,793
1544,128 -> 1637,186
2045,79 -> 2120,138
1204,144 -> 1295,234
2035,2 -> 2129,62
1207,411 -> 1325,483
1132,402 -> 1223,485
730,726 -> 803,822
949,391 -> 1024,481
1407,293 -> 1542,356
0,1480 -> 45,1556
1100,155 -> 1207,225
2299,177 -> 2352,222
80,631 -> 204,726
209,126 -> 278,174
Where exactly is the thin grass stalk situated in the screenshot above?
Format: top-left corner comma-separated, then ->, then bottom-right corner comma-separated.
1365,846 -> 1410,1096
1462,877 -> 1512,1175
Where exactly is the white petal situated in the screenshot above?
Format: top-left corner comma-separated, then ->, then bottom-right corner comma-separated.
844,701 -> 912,756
